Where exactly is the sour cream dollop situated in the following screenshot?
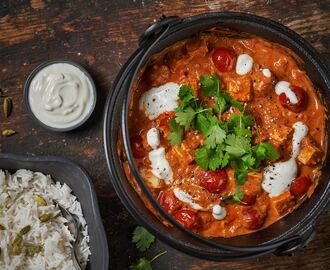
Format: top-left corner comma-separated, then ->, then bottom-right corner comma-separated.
148,147 -> 173,184
275,81 -> 298,104
28,63 -> 95,129
139,82 -> 180,120
262,122 -> 308,196
146,128 -> 160,149
262,68 -> 271,78
236,54 -> 253,75
212,205 -> 227,220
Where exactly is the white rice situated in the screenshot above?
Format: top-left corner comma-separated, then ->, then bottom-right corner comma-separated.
0,169 -> 91,270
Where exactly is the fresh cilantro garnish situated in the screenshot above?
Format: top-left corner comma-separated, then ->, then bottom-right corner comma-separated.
223,186 -> 244,203
132,226 -> 155,252
130,258 -> 152,270
253,142 -> 279,161
167,74 -> 279,193
175,107 -> 197,128
204,125 -> 226,149
130,251 -> 167,270
168,119 -> 184,145
225,134 -> 251,157
195,145 -> 229,171
178,85 -> 198,109
200,74 -> 220,97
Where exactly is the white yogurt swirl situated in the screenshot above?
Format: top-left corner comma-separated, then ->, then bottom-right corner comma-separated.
29,63 -> 95,129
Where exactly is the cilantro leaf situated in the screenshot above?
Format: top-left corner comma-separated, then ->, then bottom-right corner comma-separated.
130,258 -> 152,270
252,142 -> 279,168
213,95 -> 227,114
209,145 -> 226,170
228,114 -> 254,131
178,85 -> 197,109
223,186 -> 244,203
221,152 -> 230,168
195,145 -> 227,171
234,167 -> 248,185
168,119 -> 184,145
175,107 -> 196,128
130,251 -> 167,270
257,142 -> 279,161
241,153 -> 256,168
199,74 -> 220,97
132,226 -> 155,252
225,134 -> 251,157
195,146 -> 210,170
194,110 -> 218,135
233,126 -> 251,138
230,159 -> 249,185
204,125 -> 226,149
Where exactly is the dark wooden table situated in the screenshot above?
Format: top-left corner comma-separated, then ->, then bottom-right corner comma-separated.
1,0 -> 329,269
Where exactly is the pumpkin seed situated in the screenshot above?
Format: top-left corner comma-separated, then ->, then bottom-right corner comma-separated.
33,195 -> 47,206
26,245 -> 42,257
13,235 -> 22,245
3,97 -> 12,117
12,245 -> 21,255
19,225 -> 31,235
39,213 -> 51,222
2,129 -> 16,136
0,224 -> 5,230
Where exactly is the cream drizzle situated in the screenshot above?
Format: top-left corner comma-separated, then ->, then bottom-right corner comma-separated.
173,188 -> 204,210
262,122 -> 308,197
275,81 -> 298,104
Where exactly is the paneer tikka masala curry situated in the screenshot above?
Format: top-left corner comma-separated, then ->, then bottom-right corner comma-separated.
124,29 -> 326,238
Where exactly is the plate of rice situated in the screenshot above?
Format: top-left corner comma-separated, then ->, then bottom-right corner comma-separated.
0,153 -> 109,270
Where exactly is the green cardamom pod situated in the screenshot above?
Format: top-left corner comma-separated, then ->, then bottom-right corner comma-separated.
3,97 -> 12,117
33,195 -> 47,206
26,245 -> 42,257
39,213 -> 51,222
2,129 -> 16,136
19,225 -> 31,235
13,235 -> 23,245
0,224 -> 5,230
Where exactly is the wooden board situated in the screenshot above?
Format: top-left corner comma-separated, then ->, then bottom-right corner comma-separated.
1,0 -> 329,269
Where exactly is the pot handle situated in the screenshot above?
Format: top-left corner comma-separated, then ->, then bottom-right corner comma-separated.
273,225 -> 316,256
139,15 -> 182,46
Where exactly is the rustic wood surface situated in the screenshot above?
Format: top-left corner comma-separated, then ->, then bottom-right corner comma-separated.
1,0 -> 329,269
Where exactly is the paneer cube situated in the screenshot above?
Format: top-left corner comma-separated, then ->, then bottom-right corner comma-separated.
224,75 -> 252,102
271,190 -> 295,216
297,136 -> 323,165
270,125 -> 293,147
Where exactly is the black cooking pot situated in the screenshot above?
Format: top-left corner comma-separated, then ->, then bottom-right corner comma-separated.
103,12 -> 330,260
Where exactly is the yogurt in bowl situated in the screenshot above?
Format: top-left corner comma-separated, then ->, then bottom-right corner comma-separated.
24,60 -> 97,132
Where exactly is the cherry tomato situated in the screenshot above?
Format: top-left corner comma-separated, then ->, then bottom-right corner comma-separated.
130,135 -> 145,158
174,209 -> 199,230
243,209 -> 265,230
279,86 -> 308,112
290,176 -> 311,198
240,194 -> 257,206
157,191 -> 181,215
200,169 -> 228,193
212,48 -> 236,72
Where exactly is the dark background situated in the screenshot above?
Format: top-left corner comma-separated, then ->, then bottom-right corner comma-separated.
0,0 -> 329,269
